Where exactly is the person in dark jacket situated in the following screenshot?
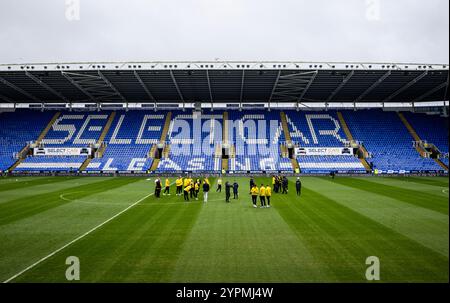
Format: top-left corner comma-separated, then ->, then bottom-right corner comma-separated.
295,177 -> 302,196
203,180 -> 210,203
225,181 -> 232,203
155,178 -> 162,198
282,176 -> 288,194
249,177 -> 255,193
233,181 -> 239,199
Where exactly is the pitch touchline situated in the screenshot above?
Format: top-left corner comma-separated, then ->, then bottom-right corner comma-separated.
3,182 -> 172,283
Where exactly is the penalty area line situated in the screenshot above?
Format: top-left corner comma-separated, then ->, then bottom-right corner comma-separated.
3,187 -> 162,283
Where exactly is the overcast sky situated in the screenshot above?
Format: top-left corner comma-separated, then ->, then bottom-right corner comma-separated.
0,0 -> 448,64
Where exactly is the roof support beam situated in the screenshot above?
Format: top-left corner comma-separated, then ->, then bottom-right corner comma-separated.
0,76 -> 41,102
383,71 -> 428,102
297,71 -> 318,102
444,71 -> 450,101
239,70 -> 245,106
0,93 -> 14,103
412,82 -> 448,103
97,71 -> 126,102
61,72 -> 96,102
206,70 -> 214,103
327,70 -> 354,102
268,70 -> 282,104
169,70 -> 185,103
133,70 -> 156,102
25,71 -> 69,102
355,71 -> 391,102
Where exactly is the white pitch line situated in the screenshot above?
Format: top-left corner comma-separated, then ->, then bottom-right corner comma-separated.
3,182 -> 171,283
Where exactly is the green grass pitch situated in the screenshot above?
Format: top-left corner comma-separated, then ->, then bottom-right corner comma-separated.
0,175 -> 448,283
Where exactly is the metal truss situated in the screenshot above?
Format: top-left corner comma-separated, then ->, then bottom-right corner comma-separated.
269,71 -> 318,103
412,82 -> 448,103
0,93 -> 14,103
206,69 -> 214,103
133,71 -> 157,102
327,70 -> 355,101
383,71 -> 428,102
170,70 -> 185,103
25,71 -> 69,102
239,70 -> 245,105
61,71 -> 126,102
0,76 -> 41,102
355,71 -> 391,102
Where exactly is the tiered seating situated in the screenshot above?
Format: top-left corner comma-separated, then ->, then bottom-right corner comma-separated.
15,156 -> 87,171
0,110 -> 54,171
343,110 -> 441,172
2,109 -> 447,174
404,112 -> 449,167
157,110 -> 222,172
285,111 -> 348,147
284,111 -> 365,173
16,112 -> 111,172
295,156 -> 364,173
87,111 -> 164,171
41,113 -> 110,146
228,111 -> 291,172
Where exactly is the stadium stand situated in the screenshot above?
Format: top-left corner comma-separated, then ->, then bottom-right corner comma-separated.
342,110 -> 442,172
1,108 -> 448,174
284,110 -> 366,173
156,110 -> 222,172
403,112 -> 449,168
228,110 -> 292,172
87,111 -> 165,172
15,112 -> 111,172
0,110 -> 55,171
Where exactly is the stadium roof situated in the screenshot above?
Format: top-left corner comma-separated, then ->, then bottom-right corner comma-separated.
0,61 -> 448,104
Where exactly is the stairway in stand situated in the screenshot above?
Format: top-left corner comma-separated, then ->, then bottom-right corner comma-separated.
221,111 -> 229,171
280,111 -> 300,172
150,112 -> 172,171
80,111 -> 116,171
337,111 -> 372,172
398,112 -> 448,171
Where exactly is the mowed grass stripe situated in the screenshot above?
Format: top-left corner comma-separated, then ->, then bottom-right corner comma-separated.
0,177 -> 105,205
274,180 -> 448,282
170,177 -> 330,282
0,178 -> 155,282
13,187 -> 202,282
0,177 -> 141,226
0,176 -> 77,193
362,177 -> 449,197
305,177 -> 449,256
398,176 -> 449,188
327,177 -> 448,215
2,176 -> 448,283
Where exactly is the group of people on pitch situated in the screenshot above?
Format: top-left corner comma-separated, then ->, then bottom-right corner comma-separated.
216,178 -> 239,203
153,175 -> 302,206
154,176 -> 209,201
273,175 -> 289,194
177,176 -> 211,202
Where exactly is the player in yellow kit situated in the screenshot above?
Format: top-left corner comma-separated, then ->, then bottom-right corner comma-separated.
194,180 -> 200,200
163,178 -> 171,195
259,184 -> 266,208
265,184 -> 272,208
175,176 -> 183,196
250,185 -> 259,208
183,184 -> 192,201
183,177 -> 191,188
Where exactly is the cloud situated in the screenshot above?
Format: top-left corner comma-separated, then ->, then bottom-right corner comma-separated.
0,0 -> 448,64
